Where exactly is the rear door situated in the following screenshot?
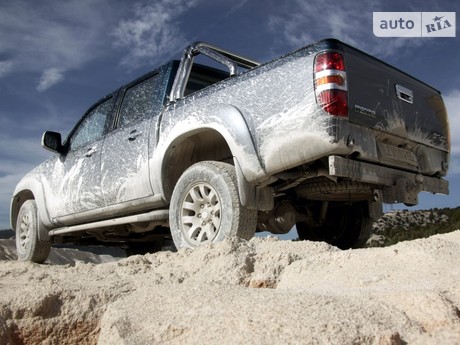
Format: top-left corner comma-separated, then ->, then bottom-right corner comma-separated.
101,73 -> 162,207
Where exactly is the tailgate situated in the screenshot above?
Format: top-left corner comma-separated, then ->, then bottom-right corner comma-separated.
343,44 -> 449,153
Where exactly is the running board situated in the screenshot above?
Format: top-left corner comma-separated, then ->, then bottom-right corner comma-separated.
48,209 -> 169,236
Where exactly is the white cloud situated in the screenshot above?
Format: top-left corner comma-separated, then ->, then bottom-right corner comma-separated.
0,174 -> 20,228
0,135 -> 51,174
267,0 -> 425,59
36,68 -> 65,92
0,0 -> 121,89
0,135 -> 52,229
443,89 -> 460,175
0,61 -> 13,78
443,89 -> 460,153
113,0 -> 203,68
0,0 -> 210,87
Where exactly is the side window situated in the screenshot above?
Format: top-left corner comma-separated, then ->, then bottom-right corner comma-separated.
118,74 -> 159,127
70,97 -> 114,150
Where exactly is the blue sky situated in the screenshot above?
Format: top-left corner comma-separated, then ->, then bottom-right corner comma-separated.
0,0 -> 459,229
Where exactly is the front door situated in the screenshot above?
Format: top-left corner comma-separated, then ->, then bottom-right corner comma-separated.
43,96 -> 115,220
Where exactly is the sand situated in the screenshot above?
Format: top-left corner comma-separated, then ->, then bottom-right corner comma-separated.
0,232 -> 460,344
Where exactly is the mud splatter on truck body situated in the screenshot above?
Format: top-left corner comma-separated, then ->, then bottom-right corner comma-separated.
11,39 -> 449,263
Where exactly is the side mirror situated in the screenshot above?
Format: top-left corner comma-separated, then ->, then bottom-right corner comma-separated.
41,131 -> 64,154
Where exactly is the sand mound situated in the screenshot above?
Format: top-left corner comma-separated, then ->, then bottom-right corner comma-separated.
1,232 -> 460,344
0,239 -> 124,265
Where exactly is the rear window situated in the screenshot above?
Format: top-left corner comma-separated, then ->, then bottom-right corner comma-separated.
185,65 -> 230,96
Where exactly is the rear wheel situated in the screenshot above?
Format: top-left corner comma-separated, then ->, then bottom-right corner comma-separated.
169,161 -> 257,249
15,200 -> 51,263
296,202 -> 369,249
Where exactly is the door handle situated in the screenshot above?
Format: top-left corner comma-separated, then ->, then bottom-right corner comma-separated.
85,147 -> 97,157
395,84 -> 413,104
127,130 -> 142,141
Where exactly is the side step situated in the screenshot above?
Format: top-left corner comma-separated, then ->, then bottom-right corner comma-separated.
48,209 -> 169,236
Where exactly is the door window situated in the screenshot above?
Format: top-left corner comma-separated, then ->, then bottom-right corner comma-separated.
118,75 -> 159,127
69,97 -> 114,150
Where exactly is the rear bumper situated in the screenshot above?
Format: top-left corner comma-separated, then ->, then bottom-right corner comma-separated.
328,155 -> 449,205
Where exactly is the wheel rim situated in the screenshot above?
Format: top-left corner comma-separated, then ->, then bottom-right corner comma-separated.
180,182 -> 221,245
17,209 -> 32,254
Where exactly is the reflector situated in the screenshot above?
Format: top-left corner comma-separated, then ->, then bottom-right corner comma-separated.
317,90 -> 348,117
315,75 -> 345,87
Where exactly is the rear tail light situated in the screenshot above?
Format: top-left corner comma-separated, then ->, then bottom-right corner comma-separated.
314,52 -> 348,117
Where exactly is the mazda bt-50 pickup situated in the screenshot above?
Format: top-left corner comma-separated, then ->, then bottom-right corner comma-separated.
11,39 -> 449,263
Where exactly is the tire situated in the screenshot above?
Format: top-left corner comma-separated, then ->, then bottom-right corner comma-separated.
15,200 -> 51,263
296,180 -> 373,201
169,161 -> 257,249
296,202 -> 369,249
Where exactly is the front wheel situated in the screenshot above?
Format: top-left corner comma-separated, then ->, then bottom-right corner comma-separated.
15,200 -> 51,263
169,161 -> 257,249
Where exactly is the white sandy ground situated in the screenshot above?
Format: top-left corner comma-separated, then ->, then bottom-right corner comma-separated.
0,232 -> 460,344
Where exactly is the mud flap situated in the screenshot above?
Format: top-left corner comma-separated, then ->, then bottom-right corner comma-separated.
234,158 -> 274,211
38,220 -> 51,242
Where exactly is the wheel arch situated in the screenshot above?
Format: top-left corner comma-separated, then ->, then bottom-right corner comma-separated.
161,128 -> 231,201
11,181 -> 52,241
159,104 -> 272,210
10,189 -> 34,231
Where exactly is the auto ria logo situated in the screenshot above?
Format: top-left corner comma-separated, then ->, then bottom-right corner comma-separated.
373,12 -> 456,37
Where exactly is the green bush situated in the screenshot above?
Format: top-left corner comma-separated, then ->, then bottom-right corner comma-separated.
372,207 -> 460,247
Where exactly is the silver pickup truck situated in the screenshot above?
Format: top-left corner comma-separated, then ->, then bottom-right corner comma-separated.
11,39 -> 449,263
